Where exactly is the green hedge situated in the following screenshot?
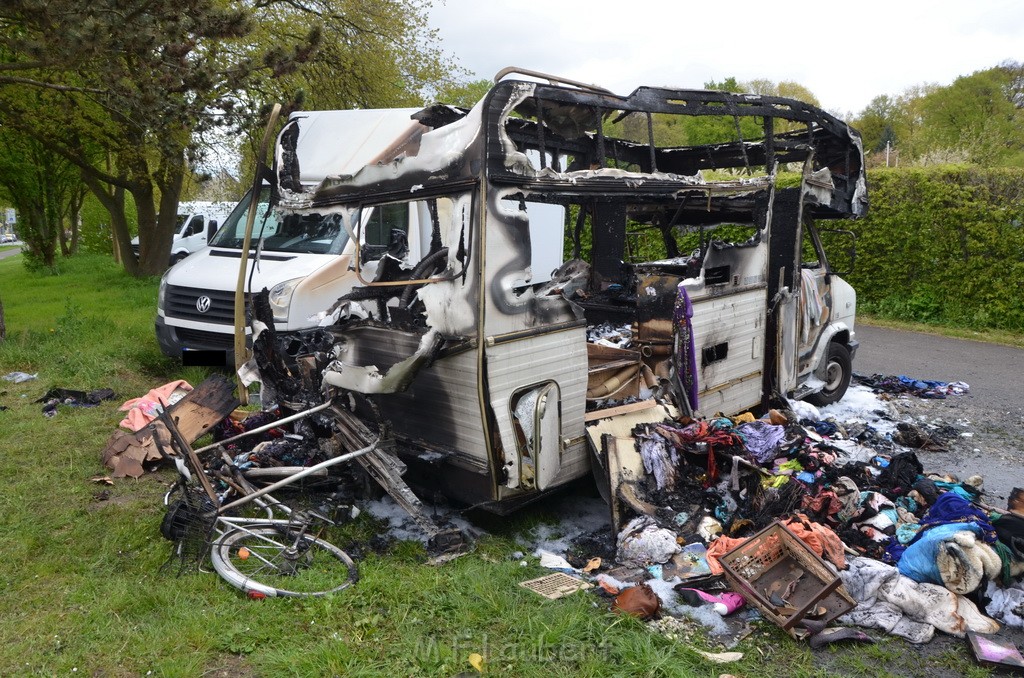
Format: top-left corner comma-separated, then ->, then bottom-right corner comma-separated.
837,166 -> 1024,332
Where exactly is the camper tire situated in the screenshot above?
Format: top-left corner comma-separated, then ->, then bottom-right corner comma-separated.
806,342 -> 852,407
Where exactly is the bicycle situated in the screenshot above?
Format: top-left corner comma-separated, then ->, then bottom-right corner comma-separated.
154,405 -> 372,598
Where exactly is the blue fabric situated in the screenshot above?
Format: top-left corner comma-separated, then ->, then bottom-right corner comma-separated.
884,538 -> 906,565
736,420 -> 786,464
896,523 -> 921,545
896,496 -> 919,514
912,492 -> 996,544
934,481 -> 980,501
811,420 -> 839,436
897,375 -> 946,391
897,522 -> 984,584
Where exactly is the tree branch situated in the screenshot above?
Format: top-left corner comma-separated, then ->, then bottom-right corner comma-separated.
0,75 -> 105,94
0,61 -> 49,72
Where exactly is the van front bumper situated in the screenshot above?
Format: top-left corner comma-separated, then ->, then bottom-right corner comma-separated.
155,316 -> 240,366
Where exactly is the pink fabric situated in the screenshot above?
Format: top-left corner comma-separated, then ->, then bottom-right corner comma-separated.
118,380 -> 192,431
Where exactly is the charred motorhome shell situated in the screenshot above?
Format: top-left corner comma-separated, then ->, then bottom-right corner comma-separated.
258,72 -> 868,513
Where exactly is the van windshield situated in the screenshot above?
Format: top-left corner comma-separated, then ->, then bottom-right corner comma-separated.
209,188 -> 349,254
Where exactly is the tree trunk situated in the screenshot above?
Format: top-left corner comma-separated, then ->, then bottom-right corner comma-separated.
133,150 -> 186,277
83,173 -> 138,276
59,218 -> 70,256
25,204 -> 57,268
111,222 -> 122,265
68,186 -> 83,255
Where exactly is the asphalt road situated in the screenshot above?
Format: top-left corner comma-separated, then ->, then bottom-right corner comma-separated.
0,244 -> 22,261
853,323 -> 1024,504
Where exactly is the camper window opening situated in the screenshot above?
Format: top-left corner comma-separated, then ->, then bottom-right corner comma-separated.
560,199 -> 760,271
361,202 -> 410,262
801,222 -> 823,270
352,195 -> 470,288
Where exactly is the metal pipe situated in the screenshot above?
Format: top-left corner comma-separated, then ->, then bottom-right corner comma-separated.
536,100 -> 548,170
235,103 -> 282,404
194,401 -> 333,455
217,442 -> 376,514
647,112 -> 657,172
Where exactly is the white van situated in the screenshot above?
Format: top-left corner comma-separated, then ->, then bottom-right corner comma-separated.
155,109 -> 565,362
133,201 -> 235,265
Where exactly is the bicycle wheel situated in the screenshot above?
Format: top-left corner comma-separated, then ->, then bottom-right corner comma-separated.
210,524 -> 358,597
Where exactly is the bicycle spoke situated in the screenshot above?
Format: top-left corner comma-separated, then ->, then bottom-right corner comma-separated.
210,525 -> 357,597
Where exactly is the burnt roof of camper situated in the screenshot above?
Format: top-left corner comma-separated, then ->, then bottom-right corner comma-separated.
302,79 -> 867,218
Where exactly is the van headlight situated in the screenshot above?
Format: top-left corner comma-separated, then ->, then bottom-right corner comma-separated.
268,277 -> 302,323
158,276 -> 167,312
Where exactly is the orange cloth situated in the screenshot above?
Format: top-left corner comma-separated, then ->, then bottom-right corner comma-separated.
706,535 -> 748,575
782,514 -> 847,569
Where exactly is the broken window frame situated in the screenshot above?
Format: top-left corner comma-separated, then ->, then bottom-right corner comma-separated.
482,81 -> 864,219
346,188 -> 476,288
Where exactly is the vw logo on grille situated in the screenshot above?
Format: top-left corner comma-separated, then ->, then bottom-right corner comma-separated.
195,295 -> 212,313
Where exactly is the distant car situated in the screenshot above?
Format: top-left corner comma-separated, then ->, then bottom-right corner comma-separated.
0,234 -> 15,243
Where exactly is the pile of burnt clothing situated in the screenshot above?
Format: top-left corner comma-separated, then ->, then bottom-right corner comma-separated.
586,322 -> 633,349
212,409 -> 330,469
36,387 -> 116,417
854,373 -> 970,399
603,398 -> 1024,644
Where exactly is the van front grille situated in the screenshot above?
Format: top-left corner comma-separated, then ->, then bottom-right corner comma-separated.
165,285 -> 248,325
175,327 -> 237,349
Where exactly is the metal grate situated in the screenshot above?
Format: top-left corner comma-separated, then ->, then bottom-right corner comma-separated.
518,573 -> 592,600
165,285 -> 248,324
175,326 -> 236,349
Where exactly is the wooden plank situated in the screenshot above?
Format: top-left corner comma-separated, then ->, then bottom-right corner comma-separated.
584,398 -> 676,423
151,373 -> 240,444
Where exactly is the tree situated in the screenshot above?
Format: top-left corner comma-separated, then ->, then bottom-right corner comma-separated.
435,79 -> 493,108
856,95 -> 900,154
263,0 -> 459,111
0,121 -> 82,269
0,0 -> 453,277
215,0 -> 460,191
914,63 -> 1024,166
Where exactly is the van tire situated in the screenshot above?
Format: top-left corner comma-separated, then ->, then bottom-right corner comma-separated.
805,342 -> 851,407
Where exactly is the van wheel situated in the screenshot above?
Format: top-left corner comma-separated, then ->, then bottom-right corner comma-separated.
805,342 -> 852,407
170,252 -> 187,266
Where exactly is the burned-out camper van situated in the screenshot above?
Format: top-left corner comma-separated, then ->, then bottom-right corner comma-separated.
253,70 -> 867,515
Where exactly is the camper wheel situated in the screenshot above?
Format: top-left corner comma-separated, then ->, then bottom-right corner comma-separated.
806,342 -> 852,407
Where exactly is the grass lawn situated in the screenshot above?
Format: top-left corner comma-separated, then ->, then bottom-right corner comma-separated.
0,253 -> 1000,677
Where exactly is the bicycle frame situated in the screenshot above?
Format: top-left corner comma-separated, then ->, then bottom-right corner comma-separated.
153,399 -> 376,510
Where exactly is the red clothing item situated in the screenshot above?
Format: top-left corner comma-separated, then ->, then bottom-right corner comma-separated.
782,514 -> 847,569
801,490 -> 843,521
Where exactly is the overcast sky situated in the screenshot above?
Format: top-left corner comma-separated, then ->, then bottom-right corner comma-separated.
427,0 -> 1024,117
